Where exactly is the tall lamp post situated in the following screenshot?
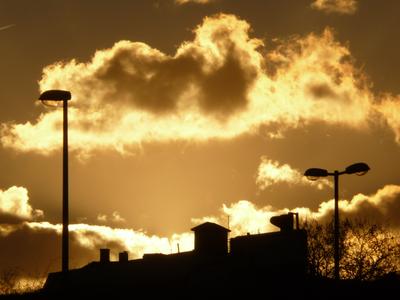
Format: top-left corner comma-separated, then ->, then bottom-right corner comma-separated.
304,162 -> 370,280
39,90 -> 72,273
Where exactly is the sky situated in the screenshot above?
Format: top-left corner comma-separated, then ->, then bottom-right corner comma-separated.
1,0 -> 400,281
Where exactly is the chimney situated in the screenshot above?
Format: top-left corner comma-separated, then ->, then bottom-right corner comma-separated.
119,251 -> 128,262
100,248 -> 110,263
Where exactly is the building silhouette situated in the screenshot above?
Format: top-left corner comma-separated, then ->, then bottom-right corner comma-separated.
43,213 -> 307,296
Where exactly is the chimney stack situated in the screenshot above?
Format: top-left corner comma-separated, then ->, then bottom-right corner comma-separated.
119,251 -> 128,262
100,248 -> 110,263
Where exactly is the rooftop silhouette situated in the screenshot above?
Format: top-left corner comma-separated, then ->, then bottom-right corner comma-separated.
43,212 -> 308,296
12,212 -> 399,299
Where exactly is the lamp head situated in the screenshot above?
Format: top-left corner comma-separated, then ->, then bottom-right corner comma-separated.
39,90 -> 71,107
304,168 -> 328,181
345,162 -> 370,176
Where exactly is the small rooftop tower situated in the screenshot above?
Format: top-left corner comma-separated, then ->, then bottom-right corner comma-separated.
191,222 -> 230,256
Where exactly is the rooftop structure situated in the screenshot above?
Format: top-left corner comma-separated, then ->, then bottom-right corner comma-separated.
43,212 -> 307,296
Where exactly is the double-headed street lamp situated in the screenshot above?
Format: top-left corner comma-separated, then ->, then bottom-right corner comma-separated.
39,90 -> 72,273
304,162 -> 370,281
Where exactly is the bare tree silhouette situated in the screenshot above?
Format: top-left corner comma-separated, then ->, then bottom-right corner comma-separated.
304,219 -> 400,280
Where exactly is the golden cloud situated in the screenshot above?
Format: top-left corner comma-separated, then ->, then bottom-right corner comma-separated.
1,183 -> 400,285
311,0 -> 358,14
0,220 -> 193,280
2,14 -> 397,156
288,184 -> 400,226
334,185 -> 400,226
0,186 -> 43,224
193,185 -> 400,237
0,184 -> 194,280
175,0 -> 214,4
375,96 -> 400,143
27,222 -> 193,259
96,211 -> 126,224
256,157 -> 332,190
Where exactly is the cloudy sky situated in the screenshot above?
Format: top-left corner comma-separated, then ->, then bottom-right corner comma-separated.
1,0 -> 400,280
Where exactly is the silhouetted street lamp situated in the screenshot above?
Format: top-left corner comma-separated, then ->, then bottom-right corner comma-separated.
304,162 -> 370,280
39,90 -> 72,273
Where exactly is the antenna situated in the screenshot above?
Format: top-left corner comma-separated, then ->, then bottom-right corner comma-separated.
227,215 -> 231,253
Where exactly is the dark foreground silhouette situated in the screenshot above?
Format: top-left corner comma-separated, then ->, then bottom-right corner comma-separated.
1,213 -> 399,299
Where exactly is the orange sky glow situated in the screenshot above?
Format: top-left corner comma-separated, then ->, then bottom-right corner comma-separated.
1,0 -> 400,284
